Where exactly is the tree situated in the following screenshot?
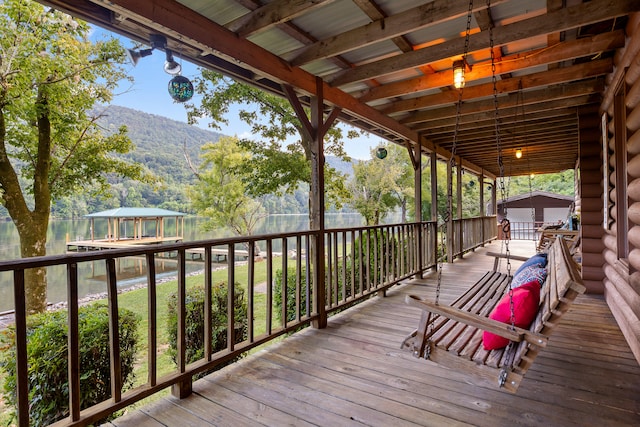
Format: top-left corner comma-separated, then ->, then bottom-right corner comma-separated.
0,1 -> 151,313
348,148 -> 400,225
188,136 -> 266,239
383,143 -> 415,222
186,72 -> 353,228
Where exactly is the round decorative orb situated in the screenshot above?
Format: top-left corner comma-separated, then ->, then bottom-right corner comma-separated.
168,75 -> 194,102
376,147 -> 388,159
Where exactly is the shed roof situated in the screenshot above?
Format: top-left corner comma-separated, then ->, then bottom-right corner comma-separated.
85,208 -> 186,218
499,190 -> 575,204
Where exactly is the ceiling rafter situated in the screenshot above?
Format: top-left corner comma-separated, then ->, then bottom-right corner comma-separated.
288,0 -> 505,66
226,0 -> 337,38
357,30 -> 624,103
327,0 -> 637,87
383,58 -> 612,116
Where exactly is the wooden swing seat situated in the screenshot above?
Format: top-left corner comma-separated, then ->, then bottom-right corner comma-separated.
401,238 -> 585,393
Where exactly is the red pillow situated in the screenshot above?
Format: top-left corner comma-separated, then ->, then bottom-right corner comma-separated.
482,280 -> 541,350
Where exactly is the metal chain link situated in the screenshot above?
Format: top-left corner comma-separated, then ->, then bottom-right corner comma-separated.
487,0 -> 517,384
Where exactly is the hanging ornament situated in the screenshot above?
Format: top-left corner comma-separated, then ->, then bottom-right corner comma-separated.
168,75 -> 194,102
375,147 -> 387,159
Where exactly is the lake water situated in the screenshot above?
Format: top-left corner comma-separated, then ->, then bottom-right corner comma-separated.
0,214 -> 374,312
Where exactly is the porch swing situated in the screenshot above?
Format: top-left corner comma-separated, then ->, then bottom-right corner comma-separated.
401,1 -> 586,393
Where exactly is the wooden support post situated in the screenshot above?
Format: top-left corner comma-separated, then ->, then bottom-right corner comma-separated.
480,172 -> 485,246
447,158 -> 454,263
283,77 -> 341,329
431,151 -> 439,269
406,141 -> 423,278
457,157 -> 463,259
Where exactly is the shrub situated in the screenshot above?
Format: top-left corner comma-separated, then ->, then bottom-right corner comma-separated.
0,304 -> 139,427
274,265 -> 312,324
166,283 -> 248,372
273,231 -> 399,324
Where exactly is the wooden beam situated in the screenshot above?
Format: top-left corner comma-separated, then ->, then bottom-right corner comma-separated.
328,0 -> 639,87
383,59 -> 612,115
289,0 -> 506,66
358,30 -> 624,103
226,0 -> 336,38
402,80 -> 603,126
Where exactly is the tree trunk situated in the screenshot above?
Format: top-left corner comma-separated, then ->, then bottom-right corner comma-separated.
0,87 -> 52,314
17,216 -> 49,314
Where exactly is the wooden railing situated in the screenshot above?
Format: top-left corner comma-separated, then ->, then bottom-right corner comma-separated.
450,216 -> 498,259
0,218 -> 493,426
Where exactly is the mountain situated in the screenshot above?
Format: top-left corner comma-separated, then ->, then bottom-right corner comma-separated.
45,105 -> 355,217
97,105 -> 223,181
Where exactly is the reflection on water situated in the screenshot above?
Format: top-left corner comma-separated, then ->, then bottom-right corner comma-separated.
0,213 -> 373,312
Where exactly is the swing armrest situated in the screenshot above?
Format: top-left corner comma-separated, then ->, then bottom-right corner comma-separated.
485,252 -> 529,272
405,295 -> 548,348
485,252 -> 529,262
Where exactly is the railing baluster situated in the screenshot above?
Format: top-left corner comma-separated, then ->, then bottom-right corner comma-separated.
266,239 -> 273,335
373,227 -> 379,288
227,243 -> 235,352
204,246 -> 212,359
248,241 -> 255,343
305,234 -> 311,317
67,263 -> 81,421
13,269 -> 28,427
145,253 -> 157,385
350,230 -> 356,298
341,231 -> 347,300
295,235 -> 302,322
281,238 -> 288,328
333,232 -> 339,303
106,257 -> 122,402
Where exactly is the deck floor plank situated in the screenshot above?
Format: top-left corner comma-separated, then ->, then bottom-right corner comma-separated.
112,241 -> 640,427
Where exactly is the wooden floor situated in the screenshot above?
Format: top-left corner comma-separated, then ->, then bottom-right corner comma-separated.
108,241 -> 640,427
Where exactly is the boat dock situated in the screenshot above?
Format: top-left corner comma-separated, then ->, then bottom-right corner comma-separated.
66,238 -> 252,262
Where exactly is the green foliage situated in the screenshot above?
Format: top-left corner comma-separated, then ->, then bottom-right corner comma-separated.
0,0 -> 154,311
186,71 -> 354,223
273,231 -> 398,323
0,304 -> 139,426
166,283 -> 248,372
189,136 -> 266,236
349,148 -> 401,225
274,266 -> 312,323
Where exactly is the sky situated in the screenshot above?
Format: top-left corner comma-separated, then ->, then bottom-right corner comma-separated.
90,28 -> 381,160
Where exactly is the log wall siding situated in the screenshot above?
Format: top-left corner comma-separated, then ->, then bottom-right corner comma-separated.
601,14 -> 640,364
578,112 -> 605,293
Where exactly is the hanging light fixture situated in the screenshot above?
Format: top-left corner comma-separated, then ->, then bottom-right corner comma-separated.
375,147 -> 388,159
163,49 -> 182,75
515,148 -> 523,159
453,59 -> 466,89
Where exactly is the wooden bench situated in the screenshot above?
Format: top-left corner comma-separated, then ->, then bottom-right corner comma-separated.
401,238 -> 585,393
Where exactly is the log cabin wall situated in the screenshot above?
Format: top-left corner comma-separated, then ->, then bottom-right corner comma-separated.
578,112 -> 605,293
601,13 -> 640,364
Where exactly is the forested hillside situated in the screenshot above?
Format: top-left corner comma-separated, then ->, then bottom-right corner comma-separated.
48,105 -> 353,218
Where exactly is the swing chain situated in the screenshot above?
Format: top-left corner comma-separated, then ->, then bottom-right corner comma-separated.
487,0 -> 517,383
426,0 -> 474,360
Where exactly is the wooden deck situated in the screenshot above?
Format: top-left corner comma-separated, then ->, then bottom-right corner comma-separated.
107,240 -> 640,427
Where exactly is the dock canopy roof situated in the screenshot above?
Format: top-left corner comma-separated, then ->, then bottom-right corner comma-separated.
85,208 -> 186,218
